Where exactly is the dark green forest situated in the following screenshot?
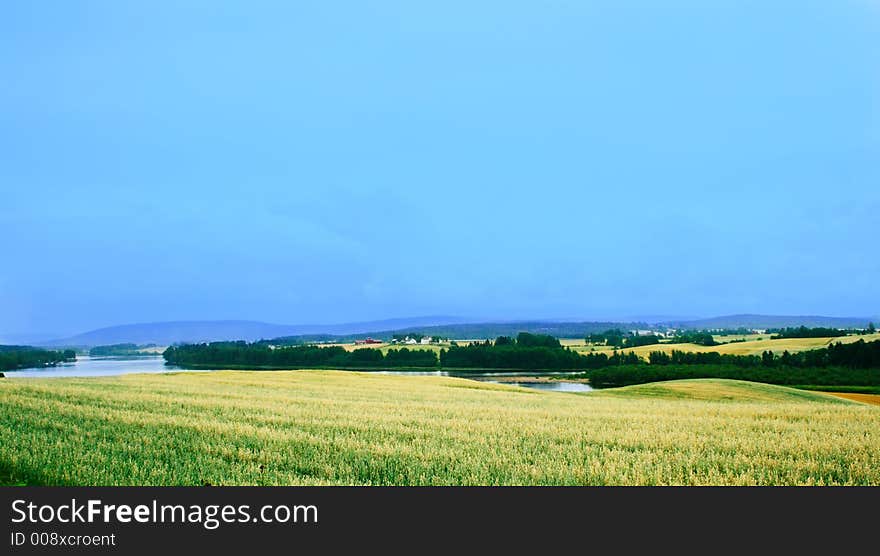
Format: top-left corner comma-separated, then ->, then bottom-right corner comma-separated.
648,340 -> 880,369
591,339 -> 880,388
0,346 -> 76,372
164,342 -> 438,369
668,331 -> 718,346
622,334 -> 661,348
769,326 -> 846,339
439,332 -> 641,370
165,333 -> 631,371
164,336 -> 880,392
588,364 -> 880,389
586,329 -> 715,348
585,329 -> 661,348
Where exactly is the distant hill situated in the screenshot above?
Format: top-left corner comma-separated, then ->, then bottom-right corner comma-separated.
308,315 -> 876,342
0,332 -> 64,345
40,316 -> 471,347
38,313 -> 879,347
388,321 -> 649,340
664,314 -> 877,330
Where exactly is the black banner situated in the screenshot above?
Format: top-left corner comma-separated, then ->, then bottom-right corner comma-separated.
1,487 -> 875,554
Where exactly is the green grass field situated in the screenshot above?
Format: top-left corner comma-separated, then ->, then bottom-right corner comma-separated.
1,372 -> 878,485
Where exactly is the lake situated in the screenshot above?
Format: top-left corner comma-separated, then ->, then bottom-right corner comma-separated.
3,356 -> 182,378
480,380 -> 593,392
2,357 -> 593,391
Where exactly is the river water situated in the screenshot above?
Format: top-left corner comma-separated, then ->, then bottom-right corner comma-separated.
3,356 -> 592,392
2,356 -> 181,378
481,381 -> 593,392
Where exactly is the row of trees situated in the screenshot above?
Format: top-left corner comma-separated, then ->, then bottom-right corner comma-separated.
668,332 -> 718,346
0,346 -> 76,372
591,340 -> 880,388
498,332 -> 561,348
647,340 -> 880,369
648,350 -> 760,367
588,364 -> 880,389
440,332 -> 621,371
587,328 -> 719,347
441,344 -> 585,370
585,329 -> 662,348
442,337 -> 880,374
164,343 -> 438,369
166,333 -> 627,372
622,335 -> 661,348
163,337 -> 880,378
769,326 -> 847,339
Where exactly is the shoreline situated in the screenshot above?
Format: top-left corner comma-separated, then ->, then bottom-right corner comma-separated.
477,375 -> 591,384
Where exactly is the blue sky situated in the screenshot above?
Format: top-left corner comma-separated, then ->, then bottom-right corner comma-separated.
1,1 -> 878,336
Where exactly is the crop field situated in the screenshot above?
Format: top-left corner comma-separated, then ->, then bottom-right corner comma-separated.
562,335 -> 771,347
311,341 -> 483,354
277,334 -> 880,358
572,333 -> 880,359
711,334 -> 769,343
820,391 -> 880,406
324,342 -> 447,354
1,372 -> 878,486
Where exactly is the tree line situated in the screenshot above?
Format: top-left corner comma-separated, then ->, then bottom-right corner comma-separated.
164,342 -> 438,369
648,339 -> 880,368
588,364 -> 880,389
439,332 -> 617,370
590,339 -> 880,387
441,342 -> 585,370
668,331 -> 718,346
0,346 -> 76,372
585,329 -> 662,348
586,329 -> 718,348
769,326 -> 846,339
164,333 -> 880,383
165,333 -> 645,372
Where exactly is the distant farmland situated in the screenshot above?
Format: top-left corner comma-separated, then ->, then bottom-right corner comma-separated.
319,334 -> 880,359
566,333 -> 880,359
1,372 -> 878,486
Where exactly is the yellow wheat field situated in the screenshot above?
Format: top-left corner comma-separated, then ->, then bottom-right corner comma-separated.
1,372 -> 878,486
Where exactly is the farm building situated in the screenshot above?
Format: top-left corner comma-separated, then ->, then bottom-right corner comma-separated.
354,337 -> 382,345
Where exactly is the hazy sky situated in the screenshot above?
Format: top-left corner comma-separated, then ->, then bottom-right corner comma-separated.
2,1 -> 878,336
